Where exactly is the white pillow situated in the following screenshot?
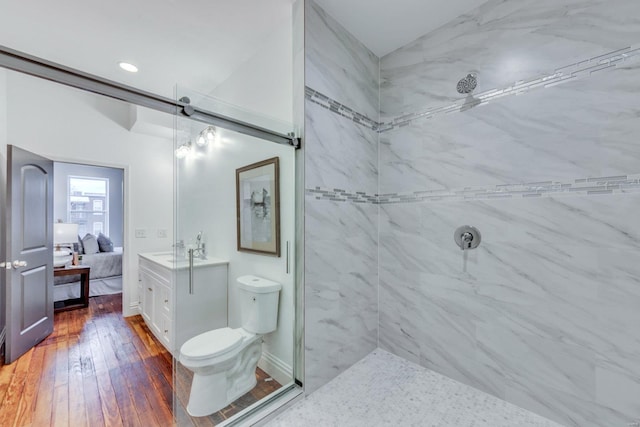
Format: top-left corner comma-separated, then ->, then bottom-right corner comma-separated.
82,233 -> 100,254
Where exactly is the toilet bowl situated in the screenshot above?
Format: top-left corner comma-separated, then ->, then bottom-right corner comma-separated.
179,275 -> 281,417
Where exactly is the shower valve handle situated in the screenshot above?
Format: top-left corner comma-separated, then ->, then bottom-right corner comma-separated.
454,226 -> 481,251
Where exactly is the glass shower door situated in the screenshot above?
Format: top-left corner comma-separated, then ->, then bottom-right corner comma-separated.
172,87 -> 299,426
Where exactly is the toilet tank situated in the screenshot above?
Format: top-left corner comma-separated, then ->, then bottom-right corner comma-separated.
237,275 -> 282,334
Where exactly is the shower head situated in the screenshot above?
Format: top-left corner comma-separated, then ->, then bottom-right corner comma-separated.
456,73 -> 478,94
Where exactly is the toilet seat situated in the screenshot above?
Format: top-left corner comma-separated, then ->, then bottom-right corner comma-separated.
181,327 -> 243,360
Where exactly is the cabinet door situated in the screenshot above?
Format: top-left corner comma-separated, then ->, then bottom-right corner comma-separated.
159,283 -> 171,316
160,314 -> 172,347
152,280 -> 165,335
140,270 -> 154,324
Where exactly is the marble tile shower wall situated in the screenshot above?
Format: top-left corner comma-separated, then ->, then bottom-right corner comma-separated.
378,1 -> 640,426
303,0 -> 379,393
379,0 -> 640,122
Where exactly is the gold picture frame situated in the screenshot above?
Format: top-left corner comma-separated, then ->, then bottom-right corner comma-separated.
236,157 -> 280,256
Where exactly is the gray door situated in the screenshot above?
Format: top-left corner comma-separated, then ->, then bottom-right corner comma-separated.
4,145 -> 53,363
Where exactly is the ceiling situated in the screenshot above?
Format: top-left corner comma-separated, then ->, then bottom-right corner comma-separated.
314,0 -> 489,57
0,0 -> 293,99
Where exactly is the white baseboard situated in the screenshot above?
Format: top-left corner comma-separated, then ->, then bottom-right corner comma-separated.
123,301 -> 140,318
258,351 -> 293,386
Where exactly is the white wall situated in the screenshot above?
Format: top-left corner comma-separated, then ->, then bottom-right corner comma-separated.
53,162 -> 125,247
1,70 -> 174,317
177,124 -> 295,384
210,22 -> 293,127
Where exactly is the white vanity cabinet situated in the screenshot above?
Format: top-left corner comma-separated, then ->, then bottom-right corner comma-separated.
138,252 -> 229,354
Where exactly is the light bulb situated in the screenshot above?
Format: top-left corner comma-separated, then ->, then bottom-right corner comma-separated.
205,126 -> 216,142
175,143 -> 191,159
196,135 -> 206,147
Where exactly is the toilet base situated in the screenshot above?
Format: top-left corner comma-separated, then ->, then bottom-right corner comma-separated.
185,339 -> 262,417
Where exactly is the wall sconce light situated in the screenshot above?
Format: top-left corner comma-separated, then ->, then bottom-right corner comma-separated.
196,126 -> 217,147
176,126 -> 217,159
175,141 -> 192,159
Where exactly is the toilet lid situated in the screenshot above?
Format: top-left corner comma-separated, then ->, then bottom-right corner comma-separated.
181,327 -> 243,360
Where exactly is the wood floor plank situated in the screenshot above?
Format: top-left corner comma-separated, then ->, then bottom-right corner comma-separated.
106,366 -> 142,427
0,355 -> 17,404
14,344 -> 46,427
88,322 -> 124,427
52,311 -> 70,427
32,344 -> 57,427
80,337 -> 105,427
94,309 -> 142,427
95,369 -> 124,427
81,380 -> 104,425
52,383 -> 70,427
67,333 -> 88,427
122,343 -> 173,425
0,348 -> 33,426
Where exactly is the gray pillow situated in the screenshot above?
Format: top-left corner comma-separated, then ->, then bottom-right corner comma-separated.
82,233 -> 100,254
77,235 -> 84,254
97,233 -> 114,252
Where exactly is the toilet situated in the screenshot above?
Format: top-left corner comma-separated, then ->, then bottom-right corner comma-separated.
179,275 -> 282,417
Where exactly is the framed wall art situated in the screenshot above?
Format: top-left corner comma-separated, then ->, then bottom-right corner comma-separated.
236,157 -> 280,256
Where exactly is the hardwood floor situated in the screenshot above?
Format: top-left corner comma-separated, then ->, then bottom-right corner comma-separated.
0,294 -> 282,426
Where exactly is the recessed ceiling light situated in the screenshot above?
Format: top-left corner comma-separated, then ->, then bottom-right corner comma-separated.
118,62 -> 138,73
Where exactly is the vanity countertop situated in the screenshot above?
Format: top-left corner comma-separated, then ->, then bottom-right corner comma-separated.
138,251 -> 229,270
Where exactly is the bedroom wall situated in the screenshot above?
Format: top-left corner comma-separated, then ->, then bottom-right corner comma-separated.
2,70 -> 173,318
53,162 -> 125,248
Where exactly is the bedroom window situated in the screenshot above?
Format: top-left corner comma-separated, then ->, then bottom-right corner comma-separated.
68,176 -> 109,237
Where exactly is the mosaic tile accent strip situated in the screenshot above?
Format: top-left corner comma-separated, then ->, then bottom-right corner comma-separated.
307,46 -> 640,133
307,174 -> 640,205
305,87 -> 379,131
266,349 -> 563,427
306,187 -> 379,204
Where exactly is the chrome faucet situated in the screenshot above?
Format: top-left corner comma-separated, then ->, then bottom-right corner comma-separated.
193,231 -> 206,259
172,239 -> 186,259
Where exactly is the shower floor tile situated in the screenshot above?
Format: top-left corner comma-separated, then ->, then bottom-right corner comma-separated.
267,349 -> 564,427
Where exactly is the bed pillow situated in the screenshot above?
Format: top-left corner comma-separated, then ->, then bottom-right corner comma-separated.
77,235 -> 85,254
82,233 -> 100,254
97,233 -> 114,252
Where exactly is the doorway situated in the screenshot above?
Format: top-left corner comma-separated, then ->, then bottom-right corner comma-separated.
52,162 -> 125,305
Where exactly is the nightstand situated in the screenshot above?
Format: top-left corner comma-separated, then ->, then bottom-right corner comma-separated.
53,266 -> 91,312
